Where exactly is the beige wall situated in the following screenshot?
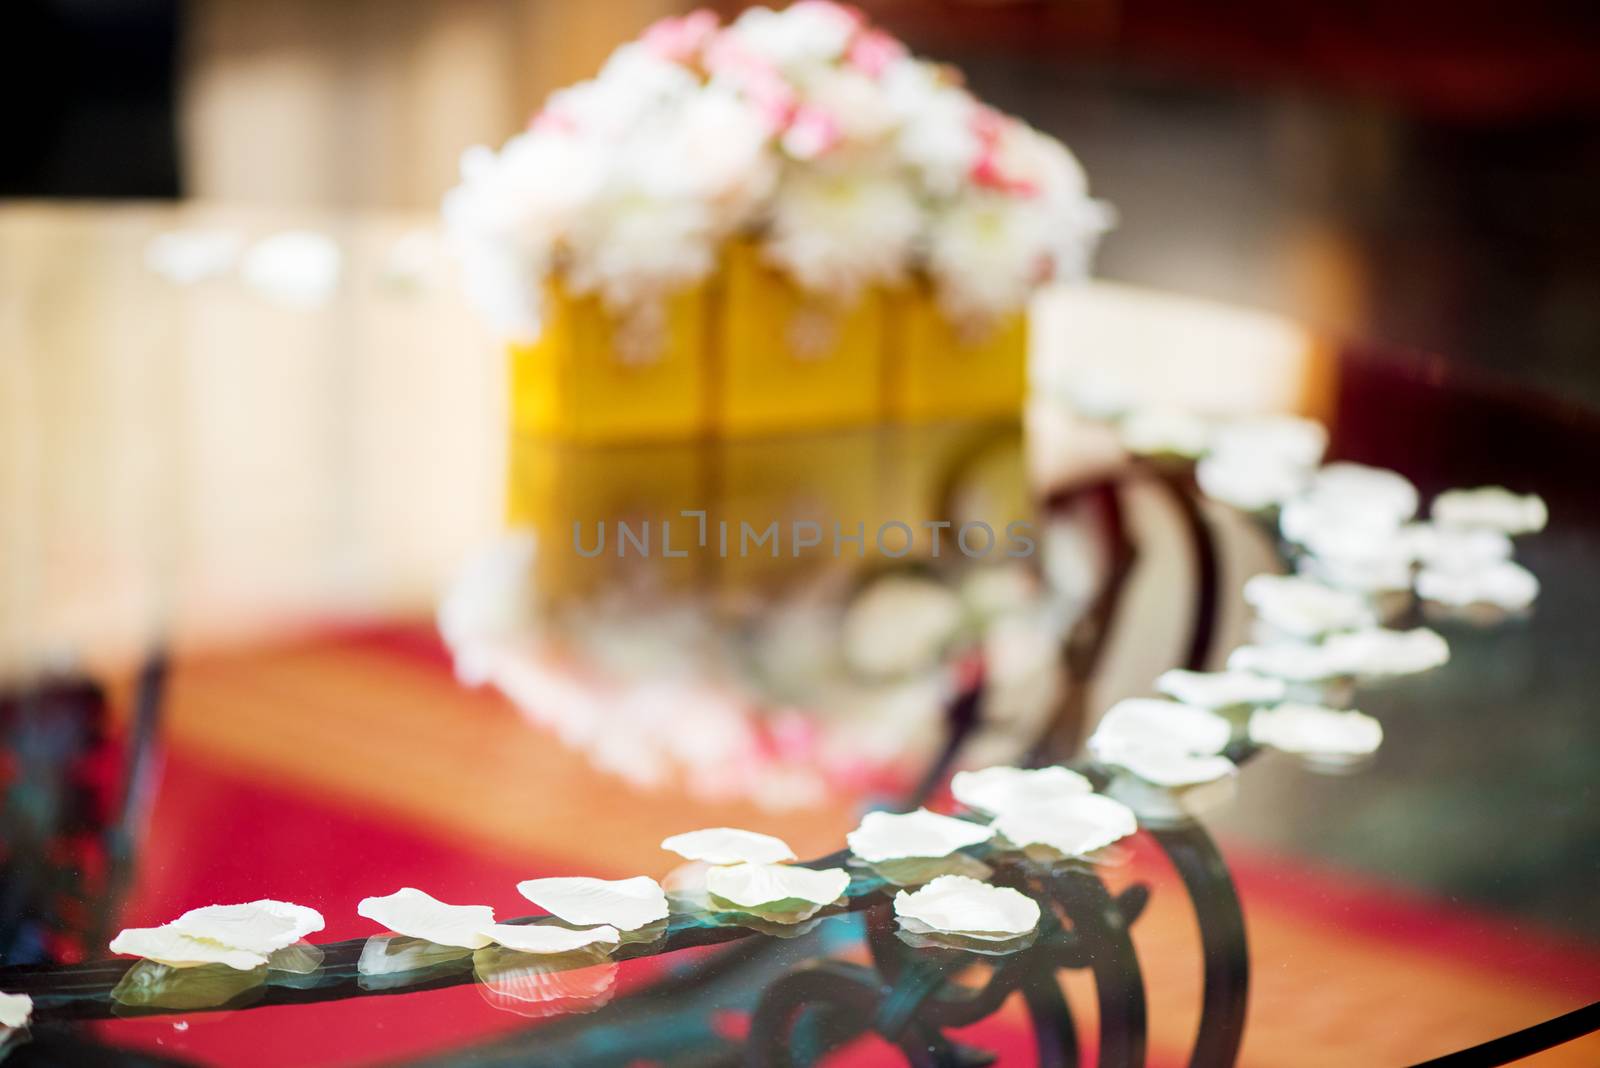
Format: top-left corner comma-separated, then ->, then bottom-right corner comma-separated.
181,0 -> 687,207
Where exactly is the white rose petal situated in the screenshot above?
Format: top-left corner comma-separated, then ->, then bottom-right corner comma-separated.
516,876 -> 669,932
991,794 -> 1137,856
171,900 -> 325,956
846,808 -> 995,863
1405,522 -> 1513,571
661,828 -> 797,866
893,875 -> 1039,939
1090,737 -> 1237,787
1091,698 -> 1232,756
356,888 -> 496,949
1416,560 -> 1539,610
483,923 -> 621,955
1249,704 -> 1383,757
705,863 -> 850,910
1154,669 -> 1287,709
951,765 -> 1092,817
1432,487 -> 1547,535
1322,627 -> 1449,677
1227,641 -> 1345,682
0,992 -> 32,1029
109,927 -> 268,971
1243,574 -> 1376,639
1305,463 -> 1419,523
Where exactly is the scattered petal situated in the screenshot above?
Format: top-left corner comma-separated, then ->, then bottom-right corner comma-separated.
705,863 -> 849,911
1250,704 -> 1383,757
1304,463 -> 1419,523
357,888 -> 495,949
1154,669 -> 1286,709
171,900 -> 325,956
516,876 -> 669,932
1405,523 -> 1513,570
1091,698 -> 1231,756
0,992 -> 31,1029
1432,487 -> 1547,535
846,808 -> 995,863
1322,627 -> 1449,677
894,875 -> 1039,939
1228,641 -> 1345,682
662,828 -> 797,865
1091,737 -> 1237,787
1416,560 -> 1539,610
950,765 -> 1092,817
1244,574 -> 1375,639
484,923 -> 620,955
992,794 -> 1137,856
109,927 -> 269,971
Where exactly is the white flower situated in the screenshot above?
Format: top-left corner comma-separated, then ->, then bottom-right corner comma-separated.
893,875 -> 1038,939
951,765 -> 1092,817
846,808 -> 995,863
720,2 -> 861,73
705,863 -> 850,911
0,992 -> 32,1030
841,574 -> 965,678
1249,703 -> 1382,757
1416,561 -> 1539,611
1197,453 -> 1311,512
924,190 -> 1048,324
991,794 -> 1137,856
482,923 -> 621,955
885,62 -> 981,196
1091,698 -> 1231,756
763,164 -> 922,299
662,827 -> 798,865
109,927 -> 269,971
168,901 -> 325,957
1432,487 -> 1548,535
1243,574 -> 1375,639
1118,409 -> 1210,457
516,876 -> 669,932
356,889 -> 496,949
1154,669 -> 1287,709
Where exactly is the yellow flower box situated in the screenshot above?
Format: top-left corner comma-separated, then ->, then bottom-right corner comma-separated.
887,285 -> 1028,423
507,277 -> 711,444
714,240 -> 885,437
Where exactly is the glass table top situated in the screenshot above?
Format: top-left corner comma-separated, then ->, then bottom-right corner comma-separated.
1,203 -> 1597,1067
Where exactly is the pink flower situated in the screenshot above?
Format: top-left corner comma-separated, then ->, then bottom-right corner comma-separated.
528,108 -> 576,135
846,28 -> 906,78
969,108 -> 1039,196
782,104 -> 843,159
707,32 -> 796,133
641,9 -> 720,65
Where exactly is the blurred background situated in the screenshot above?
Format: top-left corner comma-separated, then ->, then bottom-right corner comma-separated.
4,0 -> 1600,400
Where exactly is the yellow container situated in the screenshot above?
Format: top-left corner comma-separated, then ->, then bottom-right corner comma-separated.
507,278 -> 710,444
715,240 -> 885,436
888,286 -> 1028,423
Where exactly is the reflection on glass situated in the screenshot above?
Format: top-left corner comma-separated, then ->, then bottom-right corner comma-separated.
471,945 -> 617,1020
110,960 -> 267,1012
356,935 -> 473,991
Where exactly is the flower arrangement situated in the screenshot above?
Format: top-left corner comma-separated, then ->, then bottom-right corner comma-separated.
446,2 -> 1108,341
